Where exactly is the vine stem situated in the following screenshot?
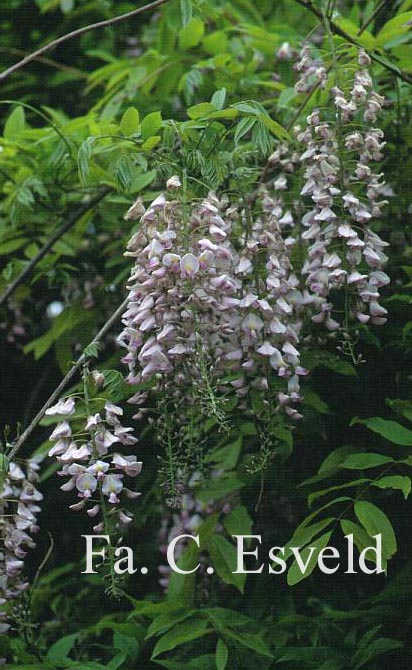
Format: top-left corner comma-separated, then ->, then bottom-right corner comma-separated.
8,296 -> 128,461
0,0 -> 171,84
0,47 -> 88,78
0,188 -> 110,309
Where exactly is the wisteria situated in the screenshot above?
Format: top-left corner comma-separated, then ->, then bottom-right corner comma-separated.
0,457 -> 42,634
116,46 -> 389,484
118,181 -> 308,426
0,43 -> 391,639
45,391 -> 142,533
296,48 -> 390,334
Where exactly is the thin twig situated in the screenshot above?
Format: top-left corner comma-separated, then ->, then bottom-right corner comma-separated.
0,188 -> 110,309
293,0 -> 412,84
0,47 -> 88,78
32,533 -> 55,590
0,0 -> 170,84
357,0 -> 390,36
8,296 -> 128,461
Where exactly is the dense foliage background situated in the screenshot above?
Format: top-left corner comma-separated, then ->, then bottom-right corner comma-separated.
1,0 -> 412,668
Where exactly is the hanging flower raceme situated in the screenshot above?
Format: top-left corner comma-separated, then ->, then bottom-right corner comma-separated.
120,186 -> 242,417
0,457 -> 42,634
295,48 -> 389,335
118,179 -> 308,426
239,142 -> 308,418
45,394 -> 141,533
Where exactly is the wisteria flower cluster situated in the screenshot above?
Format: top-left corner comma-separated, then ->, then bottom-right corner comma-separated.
118,180 -> 308,426
118,48 -> 389,461
295,48 -> 390,331
0,457 -> 42,634
46,395 -> 142,532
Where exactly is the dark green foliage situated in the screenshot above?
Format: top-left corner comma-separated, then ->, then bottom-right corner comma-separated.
2,0 -> 412,668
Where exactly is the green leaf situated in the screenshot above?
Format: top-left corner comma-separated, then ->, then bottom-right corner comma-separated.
229,0 -> 264,25
303,387 -> 331,415
376,11 -> 412,46
187,102 -> 216,119
107,652 -> 127,670
83,341 -> 102,359
334,17 -> 377,48
146,610 -> 194,638
277,87 -> 297,109
4,106 -> 25,139
128,599 -> 184,619
352,417 -> 412,446
208,534 -> 246,592
179,18 -> 205,50
0,237 -> 26,255
354,501 -> 397,559
287,532 -> 333,586
340,453 -> 394,469
113,631 -> 139,661
373,475 -> 411,499
197,475 -> 244,501
104,370 -> 127,402
141,111 -> 162,141
131,169 -> 157,193
284,518 -> 334,561
204,607 -> 253,630
277,647 -> 339,665
295,497 -> 351,531
351,631 -> 403,669
209,436 -> 242,470
387,399 -> 412,423
223,505 -> 253,540
211,88 -> 227,110
180,0 -> 193,26
78,137 -> 93,184
319,446 -> 357,474
46,633 -> 78,664
141,135 -> 161,151
24,303 -> 92,360
340,519 -> 385,567
222,628 -> 273,658
258,112 -> 290,140
216,639 -> 228,670
151,618 -> 210,658
207,108 -> 239,120
252,120 -> 272,155
203,31 -> 229,55
120,106 -> 140,135
115,155 -> 133,192
307,480 -> 368,508
234,116 -> 256,143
